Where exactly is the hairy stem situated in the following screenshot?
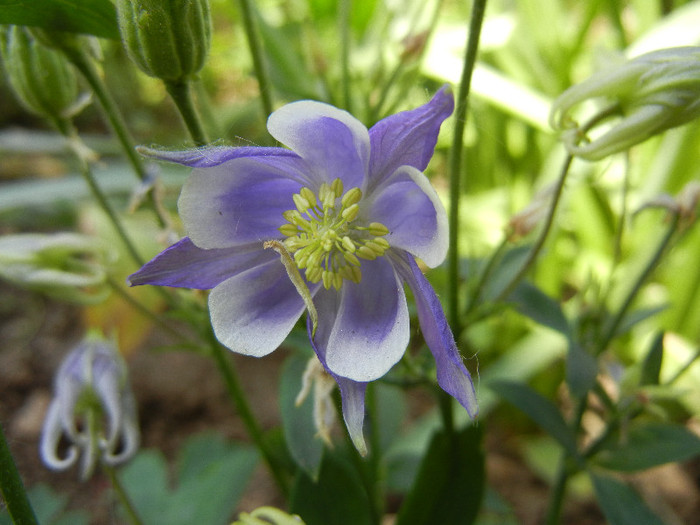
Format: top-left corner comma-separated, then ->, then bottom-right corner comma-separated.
165,80 -> 210,146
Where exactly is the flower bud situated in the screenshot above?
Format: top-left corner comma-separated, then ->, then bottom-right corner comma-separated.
550,47 -> 700,160
116,0 -> 212,81
0,26 -> 82,120
233,507 -> 305,525
0,233 -> 111,304
40,334 -> 139,480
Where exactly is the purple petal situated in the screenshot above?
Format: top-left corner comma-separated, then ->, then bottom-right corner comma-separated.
368,85 -> 454,188
128,237 -> 275,290
209,259 -> 321,357
137,145 -> 299,167
307,316 -> 369,456
364,165 -> 448,268
267,101 -> 370,191
312,258 -> 409,382
393,252 -> 478,417
179,156 -> 311,249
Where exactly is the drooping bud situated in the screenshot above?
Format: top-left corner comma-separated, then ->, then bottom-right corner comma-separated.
550,47 -> 700,160
0,233 -> 111,304
0,26 -> 84,121
39,334 -> 140,480
116,0 -> 212,82
233,507 -> 306,525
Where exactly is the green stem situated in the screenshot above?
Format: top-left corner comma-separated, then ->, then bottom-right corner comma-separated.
65,48 -> 168,229
447,0 -> 488,337
495,154 -> 573,303
234,0 -> 274,118
339,0 -> 352,112
104,465 -> 144,525
54,118 -> 145,268
164,80 -> 210,146
0,423 -> 38,525
598,213 -> 679,352
207,332 -> 290,496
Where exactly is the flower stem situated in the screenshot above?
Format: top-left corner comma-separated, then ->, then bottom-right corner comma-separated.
0,422 -> 39,525
104,465 -> 144,525
339,0 -> 352,112
164,80 -> 210,146
65,48 -> 169,229
54,118 -> 145,268
447,0 -> 488,337
495,154 -> 573,303
207,332 -> 290,496
234,0 -> 274,118
599,212 -> 680,352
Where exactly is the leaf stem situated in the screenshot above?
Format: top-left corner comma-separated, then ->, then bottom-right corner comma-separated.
234,0 -> 274,118
164,80 -> 210,146
339,0 -> 352,112
104,465 -> 144,525
0,422 -> 38,525
207,331 -> 290,497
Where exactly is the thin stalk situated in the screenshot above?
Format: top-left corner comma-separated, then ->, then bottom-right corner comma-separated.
234,0 -> 274,118
447,0 -> 488,338
495,154 -> 573,303
599,213 -> 679,352
0,423 -> 39,525
54,118 -> 145,268
164,80 -> 210,146
104,465 -> 144,525
65,48 -> 168,229
207,332 -> 290,496
339,0 -> 352,111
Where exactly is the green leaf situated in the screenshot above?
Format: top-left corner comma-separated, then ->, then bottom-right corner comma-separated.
509,282 -> 571,336
640,332 -> 664,386
289,451 -> 373,525
0,0 -> 119,40
119,434 -> 259,525
0,484 -> 89,525
279,353 -> 324,480
373,382 -> 407,455
592,422 -> 700,472
566,341 -> 597,398
590,472 -> 664,525
395,425 -> 484,525
489,380 -> 578,457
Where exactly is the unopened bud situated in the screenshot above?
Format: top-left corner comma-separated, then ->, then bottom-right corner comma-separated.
0,26 -> 83,121
550,47 -> 700,160
116,0 -> 212,81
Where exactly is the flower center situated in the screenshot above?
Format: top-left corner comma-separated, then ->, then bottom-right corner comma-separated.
279,178 -> 390,290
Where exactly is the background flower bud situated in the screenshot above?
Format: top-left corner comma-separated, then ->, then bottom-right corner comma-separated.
0,26 -> 80,121
116,0 -> 212,82
550,46 -> 700,160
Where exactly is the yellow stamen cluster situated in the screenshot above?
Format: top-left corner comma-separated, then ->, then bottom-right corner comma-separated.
279,178 -> 391,290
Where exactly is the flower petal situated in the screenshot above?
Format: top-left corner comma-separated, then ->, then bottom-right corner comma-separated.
209,259 -> 320,357
179,156 -> 310,248
39,400 -> 78,471
267,101 -> 370,190
307,317 -> 369,456
393,252 -> 478,417
368,85 -> 454,188
314,258 -> 409,382
364,165 -> 448,268
128,237 -> 276,290
137,145 -> 299,167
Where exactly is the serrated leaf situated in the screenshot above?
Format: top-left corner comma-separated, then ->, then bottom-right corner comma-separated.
592,422 -> 700,472
590,472 -> 664,525
0,0 -> 119,39
279,353 -> 324,480
489,380 -> 578,457
289,451 -> 373,525
395,425 -> 484,525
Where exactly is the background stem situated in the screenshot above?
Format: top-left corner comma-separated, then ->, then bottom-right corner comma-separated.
0,423 -> 39,525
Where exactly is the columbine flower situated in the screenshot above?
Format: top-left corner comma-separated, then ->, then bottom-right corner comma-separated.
128,86 -> 477,453
40,335 -> 139,480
